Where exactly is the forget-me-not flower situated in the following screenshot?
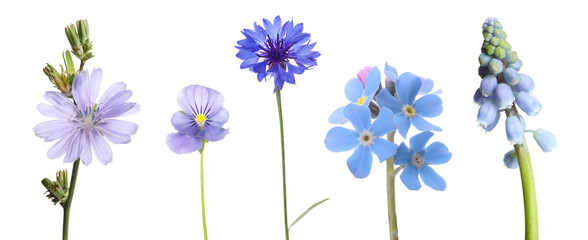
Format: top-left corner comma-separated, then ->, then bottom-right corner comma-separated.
376,73 -> 443,139
167,85 -> 229,154
324,104 -> 397,178
34,69 -> 139,165
394,131 -> 451,191
328,67 -> 381,124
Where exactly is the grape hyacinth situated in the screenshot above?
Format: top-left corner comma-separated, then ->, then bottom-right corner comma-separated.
236,16 -> 320,91
474,17 -> 558,240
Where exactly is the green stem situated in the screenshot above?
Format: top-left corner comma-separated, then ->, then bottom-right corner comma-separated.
63,159 -> 80,240
386,132 -> 399,240
275,88 -> 289,240
199,140 -> 208,240
78,60 -> 86,73
514,139 -> 538,240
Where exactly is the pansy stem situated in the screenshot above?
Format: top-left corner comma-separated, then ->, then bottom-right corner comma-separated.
275,87 -> 289,240
386,132 -> 399,240
62,159 -> 80,240
199,140 -> 208,240
514,139 -> 538,240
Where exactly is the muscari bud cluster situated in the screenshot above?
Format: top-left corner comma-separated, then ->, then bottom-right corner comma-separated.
474,17 -> 556,168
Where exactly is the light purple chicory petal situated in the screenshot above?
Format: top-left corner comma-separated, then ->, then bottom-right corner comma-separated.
90,129 -> 113,165
97,119 -> 138,144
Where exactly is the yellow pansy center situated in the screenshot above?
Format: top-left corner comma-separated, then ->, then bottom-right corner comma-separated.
402,105 -> 416,118
356,96 -> 367,105
195,114 -> 207,129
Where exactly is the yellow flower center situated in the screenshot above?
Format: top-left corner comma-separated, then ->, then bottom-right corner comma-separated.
356,96 -> 367,105
195,114 -> 207,129
402,105 -> 416,118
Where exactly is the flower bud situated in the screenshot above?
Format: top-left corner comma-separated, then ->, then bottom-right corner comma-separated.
503,67 -> 520,86
495,83 -> 514,110
479,53 -> 492,67
480,75 -> 497,96
477,101 -> 497,128
512,74 -> 535,93
473,88 -> 486,105
65,24 -> 83,58
505,50 -> 518,64
488,58 -> 503,74
505,115 -> 524,144
482,111 -> 500,132
533,128 -> 557,152
503,150 -> 519,169
507,59 -> 522,71
515,91 -> 542,116
357,66 -> 371,87
43,63 -> 72,96
76,20 -> 91,51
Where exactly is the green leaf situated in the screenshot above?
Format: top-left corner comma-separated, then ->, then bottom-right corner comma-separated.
288,198 -> 330,230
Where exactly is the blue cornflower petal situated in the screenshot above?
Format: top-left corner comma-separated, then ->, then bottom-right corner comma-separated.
423,142 -> 452,165
345,78 -> 363,103
412,115 -> 442,132
413,94 -> 443,118
364,67 -> 381,98
394,142 -> 412,165
397,72 -> 422,105
409,131 -> 433,153
343,104 -> 371,132
328,106 -> 348,124
370,108 -> 395,136
347,146 -> 373,179
375,89 -> 403,113
371,138 -> 398,163
400,165 -> 421,190
394,114 -> 411,139
324,127 -> 360,152
419,165 -> 446,191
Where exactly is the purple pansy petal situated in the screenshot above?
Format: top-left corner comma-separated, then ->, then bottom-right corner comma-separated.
207,108 -> 229,129
344,78 -> 363,103
166,132 -> 203,154
343,104 -> 371,132
97,119 -> 138,144
328,106 -> 348,124
412,115 -> 442,132
371,138 -> 398,163
171,111 -> 199,136
346,146 -> 373,179
375,89 -> 403,113
394,114 -> 411,139
91,129 -> 113,165
324,127 -> 360,152
204,127 -> 229,142
364,67 -> 381,97
419,165 -> 446,191
423,142 -> 452,165
370,108 -> 395,136
400,165 -> 422,190
396,72 -> 422,105
394,142 -> 412,165
177,85 -> 200,116
413,94 -> 443,118
409,131 -> 434,153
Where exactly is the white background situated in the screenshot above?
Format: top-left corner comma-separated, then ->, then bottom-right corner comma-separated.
0,0 -> 586,239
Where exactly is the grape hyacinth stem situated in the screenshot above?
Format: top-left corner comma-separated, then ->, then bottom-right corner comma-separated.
62,159 -> 80,240
508,107 -> 538,240
386,132 -> 399,240
275,87 -> 290,240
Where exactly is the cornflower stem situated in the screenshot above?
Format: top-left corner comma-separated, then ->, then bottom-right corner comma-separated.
275,87 -> 289,240
508,107 -> 538,240
386,132 -> 399,240
199,140 -> 209,240
63,159 -> 80,240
